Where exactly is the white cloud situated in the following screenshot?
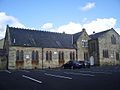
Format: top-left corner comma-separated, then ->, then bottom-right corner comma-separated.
57,22 -> 82,34
0,12 -> 25,39
81,2 -> 95,11
40,23 -> 53,30
83,18 -> 117,34
40,18 -> 119,35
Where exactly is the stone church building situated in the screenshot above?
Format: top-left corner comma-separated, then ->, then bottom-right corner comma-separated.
89,28 -> 120,66
2,25 -> 120,69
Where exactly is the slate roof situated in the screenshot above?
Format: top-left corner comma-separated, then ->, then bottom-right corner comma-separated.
73,31 -> 83,43
89,29 -> 111,39
8,26 -> 75,49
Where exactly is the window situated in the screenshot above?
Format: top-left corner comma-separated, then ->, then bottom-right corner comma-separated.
62,52 -> 64,60
46,51 -> 49,61
32,51 -> 35,60
70,51 -> 75,60
59,51 -> 64,61
46,51 -> 52,61
16,50 -> 19,60
103,50 -> 109,58
111,35 -> 116,44
73,52 -> 75,60
32,50 -> 39,60
82,40 -> 88,47
16,50 -> 24,60
21,50 -> 24,60
36,51 -> 39,60
50,51 -> 52,61
84,52 -> 89,60
116,52 -> 119,60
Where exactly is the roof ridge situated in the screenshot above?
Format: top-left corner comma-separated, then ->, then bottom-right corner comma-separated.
90,28 -> 112,36
9,26 -> 72,35
89,28 -> 113,39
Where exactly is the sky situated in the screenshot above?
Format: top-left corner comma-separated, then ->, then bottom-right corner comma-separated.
0,0 -> 120,39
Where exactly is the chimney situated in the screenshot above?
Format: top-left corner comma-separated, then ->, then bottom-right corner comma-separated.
82,28 -> 86,32
63,31 -> 65,34
93,31 -> 95,34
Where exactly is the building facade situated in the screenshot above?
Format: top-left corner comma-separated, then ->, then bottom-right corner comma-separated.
4,25 -> 89,69
89,28 -> 120,66
3,25 -> 120,69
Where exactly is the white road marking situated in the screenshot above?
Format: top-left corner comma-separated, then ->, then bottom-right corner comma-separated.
5,70 -> 11,73
79,71 -> 112,74
22,75 -> 42,84
44,73 -> 72,80
64,72 -> 95,77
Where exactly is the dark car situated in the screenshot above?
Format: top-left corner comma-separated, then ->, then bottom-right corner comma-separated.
84,60 -> 90,68
79,61 -> 90,68
79,61 -> 85,68
62,60 -> 82,69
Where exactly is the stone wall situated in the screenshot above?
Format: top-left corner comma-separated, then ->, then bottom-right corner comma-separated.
98,30 -> 120,66
76,30 -> 90,61
88,39 -> 99,66
0,39 -> 4,49
8,46 -> 76,69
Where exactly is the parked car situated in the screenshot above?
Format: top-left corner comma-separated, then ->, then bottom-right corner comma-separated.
62,60 -> 82,69
84,60 -> 90,68
79,61 -> 85,68
78,60 -> 90,68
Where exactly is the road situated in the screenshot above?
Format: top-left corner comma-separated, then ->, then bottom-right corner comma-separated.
0,67 -> 120,90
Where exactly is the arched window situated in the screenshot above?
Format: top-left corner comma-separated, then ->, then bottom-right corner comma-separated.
16,50 -> 24,60
21,50 -> 24,60
32,51 -> 35,60
116,52 -> 119,60
62,52 -> 64,60
70,52 -> 73,60
70,52 -> 75,60
16,50 -> 19,60
46,51 -> 49,61
50,51 -> 52,61
36,51 -> 39,60
73,52 -> 75,60
59,51 -> 61,60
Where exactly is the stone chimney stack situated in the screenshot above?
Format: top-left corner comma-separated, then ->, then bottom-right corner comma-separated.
82,28 -> 86,32
93,31 -> 95,34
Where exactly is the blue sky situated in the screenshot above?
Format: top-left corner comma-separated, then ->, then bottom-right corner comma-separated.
0,0 -> 120,39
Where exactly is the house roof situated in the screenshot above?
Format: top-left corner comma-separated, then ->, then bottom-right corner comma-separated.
89,29 -> 111,39
73,31 -> 83,43
8,26 -> 75,49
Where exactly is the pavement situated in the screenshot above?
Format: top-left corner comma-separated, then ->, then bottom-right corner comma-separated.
0,66 -> 120,90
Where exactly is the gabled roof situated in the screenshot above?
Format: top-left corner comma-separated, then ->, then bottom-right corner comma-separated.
8,26 -> 75,49
89,29 -> 112,39
73,31 -> 83,43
